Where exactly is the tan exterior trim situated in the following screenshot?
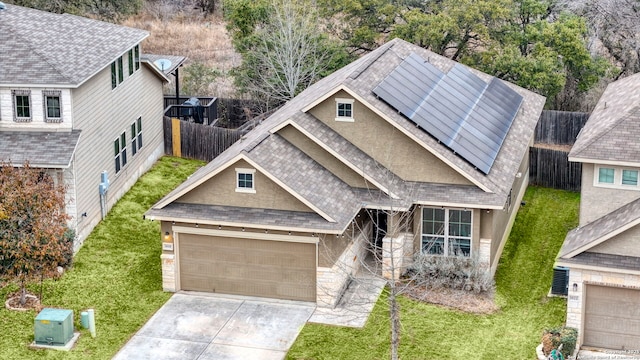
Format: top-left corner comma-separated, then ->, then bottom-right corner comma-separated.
563,219 -> 640,258
148,214 -> 345,235
302,84 -> 493,193
270,119 -> 400,199
172,226 -> 319,244
568,157 -> 640,168
415,200 -> 503,210
555,260 -> 640,276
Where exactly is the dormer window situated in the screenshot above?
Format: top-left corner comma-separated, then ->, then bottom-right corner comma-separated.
12,90 -> 31,122
235,168 -> 256,193
335,98 -> 354,122
43,90 -> 62,123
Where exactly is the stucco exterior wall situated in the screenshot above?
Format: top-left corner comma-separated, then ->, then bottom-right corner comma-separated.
278,125 -> 373,189
72,57 -> 165,248
176,159 -> 314,213
579,163 -> 640,226
565,266 -> 640,348
308,90 -> 472,185
589,226 -> 640,257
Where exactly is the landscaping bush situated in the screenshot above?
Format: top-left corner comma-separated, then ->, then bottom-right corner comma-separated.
542,326 -> 577,358
406,254 -> 494,293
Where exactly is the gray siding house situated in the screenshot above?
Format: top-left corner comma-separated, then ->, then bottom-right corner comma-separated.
557,72 -> 640,350
0,4 -> 177,249
147,38 -> 544,306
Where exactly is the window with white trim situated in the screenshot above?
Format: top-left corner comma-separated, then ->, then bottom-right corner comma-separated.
235,168 -> 256,193
114,132 -> 127,173
595,165 -> 640,190
12,90 -> 31,122
134,45 -> 140,71
43,90 -> 62,123
335,98 -> 354,122
131,117 -> 143,156
421,207 -> 472,257
128,49 -> 135,76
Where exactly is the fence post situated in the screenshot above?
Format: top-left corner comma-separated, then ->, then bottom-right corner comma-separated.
171,118 -> 181,158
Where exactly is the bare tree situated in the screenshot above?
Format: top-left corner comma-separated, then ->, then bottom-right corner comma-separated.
230,0 -> 332,109
557,0 -> 640,77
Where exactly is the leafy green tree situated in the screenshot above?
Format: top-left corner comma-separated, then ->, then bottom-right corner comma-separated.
181,61 -> 221,96
0,162 -> 71,306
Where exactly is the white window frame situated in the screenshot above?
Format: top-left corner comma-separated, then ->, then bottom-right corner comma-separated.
114,132 -> 127,174
12,89 -> 32,122
43,90 -> 63,123
235,168 -> 256,193
594,165 -> 640,190
335,98 -> 354,122
131,117 -> 143,156
421,207 -> 473,257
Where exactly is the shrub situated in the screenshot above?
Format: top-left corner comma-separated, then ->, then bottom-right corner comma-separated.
406,254 -> 494,294
542,326 -> 577,359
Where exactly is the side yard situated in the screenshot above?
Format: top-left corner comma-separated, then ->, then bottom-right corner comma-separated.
0,157 -> 204,360
287,186 -> 579,359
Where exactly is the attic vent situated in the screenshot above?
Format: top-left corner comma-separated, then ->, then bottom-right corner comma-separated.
551,266 -> 569,296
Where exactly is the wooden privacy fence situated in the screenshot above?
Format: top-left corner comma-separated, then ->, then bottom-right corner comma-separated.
529,147 -> 582,192
535,110 -> 589,145
164,117 -> 243,162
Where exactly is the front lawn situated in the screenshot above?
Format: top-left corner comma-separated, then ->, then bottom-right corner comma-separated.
287,186 -> 580,359
0,157 -> 204,359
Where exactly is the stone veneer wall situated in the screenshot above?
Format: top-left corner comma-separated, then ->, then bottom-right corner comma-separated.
382,232 -> 415,279
161,253 -> 176,292
316,223 -> 371,307
566,267 -> 640,347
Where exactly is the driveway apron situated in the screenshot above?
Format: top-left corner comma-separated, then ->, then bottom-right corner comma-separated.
113,293 -> 315,360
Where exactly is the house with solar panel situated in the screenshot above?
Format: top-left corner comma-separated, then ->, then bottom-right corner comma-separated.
147,38 -> 545,306
0,4 -> 184,250
555,72 -> 640,350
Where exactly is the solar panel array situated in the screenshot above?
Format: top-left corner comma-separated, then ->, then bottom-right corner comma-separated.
373,53 -> 523,174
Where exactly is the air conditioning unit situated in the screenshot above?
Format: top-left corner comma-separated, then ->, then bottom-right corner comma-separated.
34,308 -> 74,346
551,266 -> 569,296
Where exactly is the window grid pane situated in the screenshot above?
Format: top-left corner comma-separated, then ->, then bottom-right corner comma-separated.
117,57 -> 124,83
337,103 -> 352,117
114,139 -> 121,173
137,117 -> 143,149
421,207 -> 471,257
599,168 -> 614,184
46,96 -> 61,118
131,123 -> 138,156
16,95 -> 30,118
134,45 -> 140,70
238,173 -> 253,188
622,170 -> 638,186
422,236 -> 444,255
128,49 -> 134,76
111,62 -> 117,89
120,133 -> 127,167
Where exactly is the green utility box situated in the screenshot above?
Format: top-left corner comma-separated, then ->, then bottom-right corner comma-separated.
34,308 -> 74,346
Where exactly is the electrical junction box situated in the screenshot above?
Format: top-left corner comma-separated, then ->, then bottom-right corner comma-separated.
34,308 -> 74,346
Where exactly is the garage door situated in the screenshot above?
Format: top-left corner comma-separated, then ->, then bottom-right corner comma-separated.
179,233 -> 316,302
584,285 -> 640,349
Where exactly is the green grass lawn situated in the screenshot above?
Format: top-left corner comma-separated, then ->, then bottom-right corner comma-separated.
287,186 -> 580,359
0,156 -> 204,360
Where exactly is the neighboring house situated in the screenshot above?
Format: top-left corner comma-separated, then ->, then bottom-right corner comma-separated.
556,72 -> 640,350
0,4 -> 183,250
146,38 -> 545,306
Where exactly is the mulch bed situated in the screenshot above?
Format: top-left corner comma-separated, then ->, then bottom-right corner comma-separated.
404,285 -> 498,314
5,291 -> 42,312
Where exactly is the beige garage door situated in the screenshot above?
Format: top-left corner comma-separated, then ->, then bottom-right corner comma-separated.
584,285 -> 640,350
179,233 -> 316,302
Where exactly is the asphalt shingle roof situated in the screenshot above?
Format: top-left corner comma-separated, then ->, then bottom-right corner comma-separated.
559,252 -> 640,272
149,38 -> 544,231
559,197 -> 640,258
0,130 -> 81,167
0,4 -> 147,86
570,72 -> 640,163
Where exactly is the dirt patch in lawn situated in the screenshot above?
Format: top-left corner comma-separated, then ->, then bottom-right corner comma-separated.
5,291 -> 42,312
404,285 -> 498,314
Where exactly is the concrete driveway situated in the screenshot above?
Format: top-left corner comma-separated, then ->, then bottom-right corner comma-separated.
112,293 -> 315,360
